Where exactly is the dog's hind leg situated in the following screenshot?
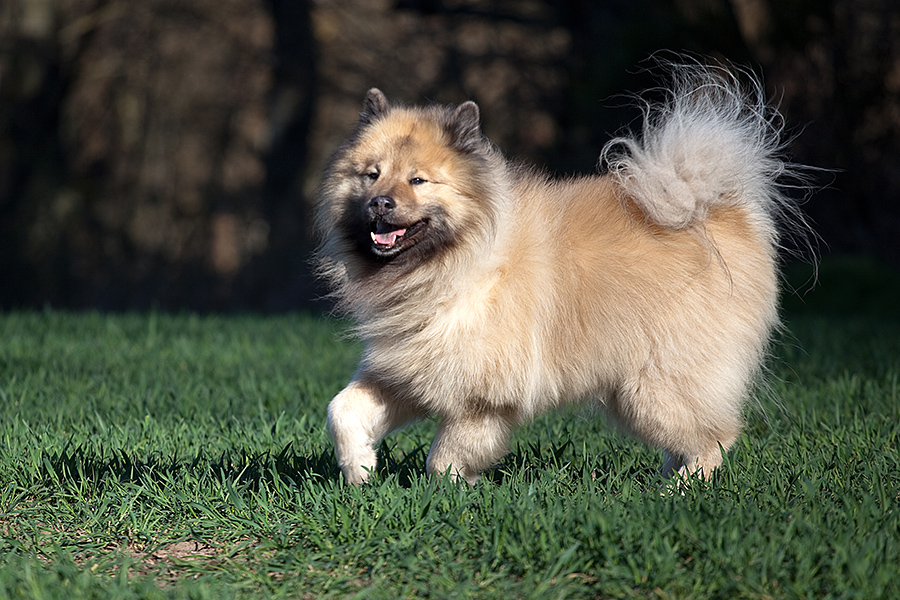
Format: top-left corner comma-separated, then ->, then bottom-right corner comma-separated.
327,377 -> 422,484
611,371 -> 743,482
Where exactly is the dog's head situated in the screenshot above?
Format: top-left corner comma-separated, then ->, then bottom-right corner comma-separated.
316,89 -> 500,276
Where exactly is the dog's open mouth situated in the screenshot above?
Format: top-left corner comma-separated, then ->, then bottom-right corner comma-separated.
370,219 -> 428,256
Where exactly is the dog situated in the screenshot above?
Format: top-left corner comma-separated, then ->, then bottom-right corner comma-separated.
315,60 -> 805,484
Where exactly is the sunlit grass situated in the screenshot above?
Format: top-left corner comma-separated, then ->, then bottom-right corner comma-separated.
1,257 -> 898,598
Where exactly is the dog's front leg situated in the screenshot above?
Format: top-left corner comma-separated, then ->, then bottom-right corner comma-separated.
327,376 -> 420,484
426,409 -> 516,484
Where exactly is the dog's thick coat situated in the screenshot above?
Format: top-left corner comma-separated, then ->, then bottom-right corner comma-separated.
316,63 -> 797,484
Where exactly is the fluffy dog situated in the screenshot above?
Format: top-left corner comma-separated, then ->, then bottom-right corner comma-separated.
316,61 -> 804,484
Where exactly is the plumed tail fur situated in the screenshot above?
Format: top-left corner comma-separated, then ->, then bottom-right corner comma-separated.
601,61 -> 806,246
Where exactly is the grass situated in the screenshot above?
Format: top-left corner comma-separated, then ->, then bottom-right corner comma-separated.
1,256 -> 898,599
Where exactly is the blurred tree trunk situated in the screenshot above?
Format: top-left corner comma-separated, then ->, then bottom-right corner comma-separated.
729,0 -> 900,264
2,0 -> 899,311
1,0 -> 316,310
0,0 -> 66,307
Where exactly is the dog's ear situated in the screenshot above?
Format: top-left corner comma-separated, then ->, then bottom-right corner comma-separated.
447,101 -> 484,153
360,88 -> 390,125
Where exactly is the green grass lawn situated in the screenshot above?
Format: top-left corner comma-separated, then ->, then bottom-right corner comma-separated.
1,257 -> 898,599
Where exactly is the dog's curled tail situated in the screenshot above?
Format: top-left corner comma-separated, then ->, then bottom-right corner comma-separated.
601,60 -> 804,242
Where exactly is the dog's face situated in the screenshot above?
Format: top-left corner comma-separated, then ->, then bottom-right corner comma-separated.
318,89 -> 498,272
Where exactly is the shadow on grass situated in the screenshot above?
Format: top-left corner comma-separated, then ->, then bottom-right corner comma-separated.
36,434 -> 697,498
37,437 -> 624,491
37,439 -> 340,491
375,434 -> 663,492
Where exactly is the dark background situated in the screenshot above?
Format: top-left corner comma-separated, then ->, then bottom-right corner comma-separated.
1,0 -> 897,312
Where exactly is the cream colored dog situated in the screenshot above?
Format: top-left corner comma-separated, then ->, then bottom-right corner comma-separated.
316,61 -> 804,484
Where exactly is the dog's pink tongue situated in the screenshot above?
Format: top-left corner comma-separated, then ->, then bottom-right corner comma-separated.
371,228 -> 407,247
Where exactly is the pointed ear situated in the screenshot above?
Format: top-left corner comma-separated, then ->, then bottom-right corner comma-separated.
359,88 -> 389,125
446,101 -> 483,153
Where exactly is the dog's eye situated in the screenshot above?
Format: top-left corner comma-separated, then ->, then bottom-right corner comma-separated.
365,172 -> 379,182
409,177 -> 426,185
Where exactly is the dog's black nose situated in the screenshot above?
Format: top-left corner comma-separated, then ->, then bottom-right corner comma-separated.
368,196 -> 395,215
